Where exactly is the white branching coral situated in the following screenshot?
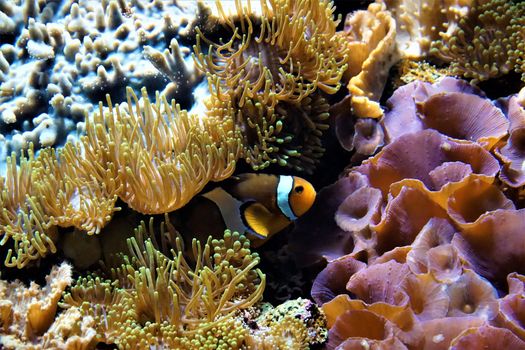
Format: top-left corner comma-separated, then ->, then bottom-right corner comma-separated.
0,0 -> 207,162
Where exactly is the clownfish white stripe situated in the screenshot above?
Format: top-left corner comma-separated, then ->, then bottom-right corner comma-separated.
277,175 -> 297,221
201,187 -> 247,234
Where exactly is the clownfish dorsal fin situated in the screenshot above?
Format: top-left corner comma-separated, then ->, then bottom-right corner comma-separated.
241,202 -> 291,239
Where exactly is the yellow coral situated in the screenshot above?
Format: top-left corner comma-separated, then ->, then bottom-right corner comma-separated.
85,87 -> 241,214
341,2 -> 398,118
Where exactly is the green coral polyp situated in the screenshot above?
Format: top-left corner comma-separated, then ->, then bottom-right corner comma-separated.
195,0 -> 347,173
62,217 -> 265,348
430,0 -> 525,83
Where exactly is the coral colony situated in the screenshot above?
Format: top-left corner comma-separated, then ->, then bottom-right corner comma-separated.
1,0 -> 525,349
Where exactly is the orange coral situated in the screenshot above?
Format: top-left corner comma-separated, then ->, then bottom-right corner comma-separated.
341,2 -> 399,118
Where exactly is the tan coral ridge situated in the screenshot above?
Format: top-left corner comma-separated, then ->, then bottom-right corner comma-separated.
0,263 -> 98,350
339,2 -> 398,119
0,87 -> 241,268
335,0 -> 473,122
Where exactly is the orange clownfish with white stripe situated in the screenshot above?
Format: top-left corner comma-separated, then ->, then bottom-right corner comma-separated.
176,173 -> 316,246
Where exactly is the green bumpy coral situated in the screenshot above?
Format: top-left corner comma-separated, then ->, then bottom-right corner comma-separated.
62,217 -> 265,349
57,217 -> 328,349
194,0 -> 347,173
430,0 -> 525,84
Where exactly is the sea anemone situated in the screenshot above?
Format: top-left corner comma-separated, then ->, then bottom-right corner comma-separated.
430,0 -> 525,83
62,218 -> 265,349
193,0 -> 347,172
83,87 -> 241,214
0,149 -> 57,268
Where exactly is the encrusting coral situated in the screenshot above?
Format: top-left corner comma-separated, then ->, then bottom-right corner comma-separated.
193,0 -> 347,173
0,263 -> 99,350
245,298 -> 328,349
430,0 -> 525,83
394,60 -> 452,87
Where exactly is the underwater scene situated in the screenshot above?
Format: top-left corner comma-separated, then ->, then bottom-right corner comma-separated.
1,0 -> 525,349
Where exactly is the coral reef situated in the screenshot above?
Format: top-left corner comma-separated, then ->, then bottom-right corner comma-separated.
0,87 -> 240,268
289,75 -> 525,349
4,1 -> 525,350
58,218 -> 326,349
63,219 -> 266,349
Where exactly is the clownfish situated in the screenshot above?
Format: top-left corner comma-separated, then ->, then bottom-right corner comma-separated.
175,174 -> 316,246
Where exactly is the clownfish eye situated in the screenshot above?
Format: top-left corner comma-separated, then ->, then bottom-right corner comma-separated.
295,185 -> 304,194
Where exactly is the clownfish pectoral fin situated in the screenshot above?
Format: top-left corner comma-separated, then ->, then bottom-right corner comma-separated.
241,202 -> 290,239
